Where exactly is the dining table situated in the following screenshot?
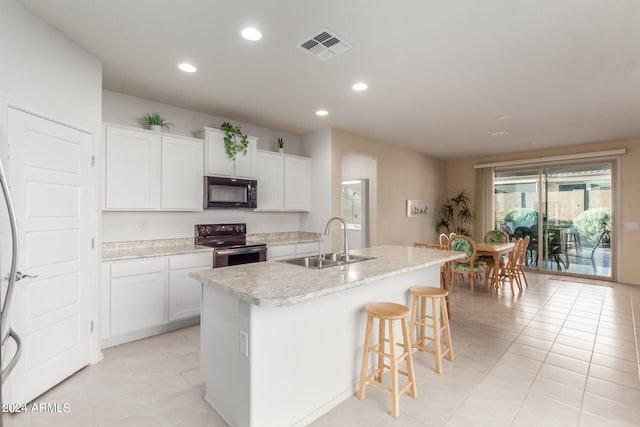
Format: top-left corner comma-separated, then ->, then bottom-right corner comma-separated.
475,241 -> 515,292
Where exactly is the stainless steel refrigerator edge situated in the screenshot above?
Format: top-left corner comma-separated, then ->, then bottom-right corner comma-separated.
0,156 -> 22,425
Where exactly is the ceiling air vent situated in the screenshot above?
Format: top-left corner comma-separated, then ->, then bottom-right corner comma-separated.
299,29 -> 351,61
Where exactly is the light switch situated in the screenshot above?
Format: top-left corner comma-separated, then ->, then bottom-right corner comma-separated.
625,222 -> 638,230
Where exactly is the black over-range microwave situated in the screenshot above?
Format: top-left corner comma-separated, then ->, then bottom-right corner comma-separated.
204,176 -> 257,209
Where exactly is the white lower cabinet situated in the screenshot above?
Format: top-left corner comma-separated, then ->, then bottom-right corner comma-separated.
110,257 -> 167,337
102,252 -> 212,346
169,252 -> 213,321
267,242 -> 320,261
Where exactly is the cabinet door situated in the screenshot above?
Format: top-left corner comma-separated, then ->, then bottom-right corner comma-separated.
256,151 -> 284,210
110,258 -> 168,336
205,128 -> 235,177
104,126 -> 161,209
234,136 -> 257,179
284,156 -> 311,211
169,253 -> 212,321
161,135 -> 204,210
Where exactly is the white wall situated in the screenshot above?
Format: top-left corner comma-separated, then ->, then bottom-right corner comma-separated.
300,129 -> 333,249
0,0 -> 102,157
101,91 -> 308,242
331,129 -> 446,246
0,0 -> 102,277
102,210 -> 300,242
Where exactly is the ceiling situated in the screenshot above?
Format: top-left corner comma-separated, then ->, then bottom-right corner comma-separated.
20,0 -> 640,160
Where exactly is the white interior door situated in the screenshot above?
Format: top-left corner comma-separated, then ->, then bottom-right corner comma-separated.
3,108 -> 94,404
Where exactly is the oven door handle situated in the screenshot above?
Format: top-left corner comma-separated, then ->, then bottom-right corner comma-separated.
214,246 -> 266,256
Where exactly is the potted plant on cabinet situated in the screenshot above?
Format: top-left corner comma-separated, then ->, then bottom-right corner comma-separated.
143,112 -> 171,131
435,190 -> 475,237
220,121 -> 249,160
277,137 -> 284,153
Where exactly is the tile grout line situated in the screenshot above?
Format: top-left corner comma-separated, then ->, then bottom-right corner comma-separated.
630,287 -> 640,383
441,275 -> 563,427
574,284 -> 606,427
508,278 -> 600,427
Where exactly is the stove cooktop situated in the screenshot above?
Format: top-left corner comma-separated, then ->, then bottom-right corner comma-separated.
194,223 -> 266,249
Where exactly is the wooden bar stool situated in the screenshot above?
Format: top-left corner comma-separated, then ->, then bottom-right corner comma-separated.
358,302 -> 417,417
410,286 -> 453,374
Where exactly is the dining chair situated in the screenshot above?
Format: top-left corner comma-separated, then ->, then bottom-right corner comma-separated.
497,238 -> 524,294
448,235 -> 487,295
515,235 -> 530,288
478,229 -> 510,273
413,241 -> 451,317
566,231 -> 606,274
439,233 -> 450,249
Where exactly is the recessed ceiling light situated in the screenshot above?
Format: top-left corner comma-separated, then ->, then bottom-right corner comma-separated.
241,27 -> 262,41
316,110 -> 328,117
178,63 -> 197,73
352,82 -> 368,91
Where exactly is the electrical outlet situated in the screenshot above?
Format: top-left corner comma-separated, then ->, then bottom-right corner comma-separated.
239,331 -> 249,357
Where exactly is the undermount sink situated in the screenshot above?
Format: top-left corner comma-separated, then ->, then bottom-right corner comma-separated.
280,253 -> 375,269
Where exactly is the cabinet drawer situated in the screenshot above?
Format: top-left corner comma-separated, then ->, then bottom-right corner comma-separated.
110,257 -> 166,278
169,252 -> 213,270
267,244 -> 296,259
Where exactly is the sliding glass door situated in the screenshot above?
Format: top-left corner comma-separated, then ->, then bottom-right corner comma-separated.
494,162 -> 613,279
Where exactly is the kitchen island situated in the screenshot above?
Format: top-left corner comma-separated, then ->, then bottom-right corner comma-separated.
190,245 -> 463,427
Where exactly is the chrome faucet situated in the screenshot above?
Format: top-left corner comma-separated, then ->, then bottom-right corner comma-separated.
324,216 -> 349,262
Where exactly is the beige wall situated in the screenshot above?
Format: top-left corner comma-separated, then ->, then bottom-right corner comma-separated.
331,129 -> 446,247
445,140 -> 640,285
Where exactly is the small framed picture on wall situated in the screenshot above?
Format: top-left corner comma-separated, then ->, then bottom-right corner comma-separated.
406,200 -> 431,217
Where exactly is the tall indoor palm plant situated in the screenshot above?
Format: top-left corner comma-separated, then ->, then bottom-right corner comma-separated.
435,190 -> 475,237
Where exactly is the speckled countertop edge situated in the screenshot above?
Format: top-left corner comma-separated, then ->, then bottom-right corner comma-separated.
190,245 -> 464,307
247,231 -> 322,246
102,238 -> 213,261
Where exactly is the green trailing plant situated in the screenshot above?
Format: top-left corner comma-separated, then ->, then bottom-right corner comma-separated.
435,190 -> 475,237
143,112 -> 171,128
277,137 -> 284,149
220,121 -> 249,160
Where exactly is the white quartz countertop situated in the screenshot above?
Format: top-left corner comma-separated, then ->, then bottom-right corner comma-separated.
190,245 -> 464,307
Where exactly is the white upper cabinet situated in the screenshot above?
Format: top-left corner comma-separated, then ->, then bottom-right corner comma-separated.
103,124 -> 204,211
199,127 -> 257,179
284,156 -> 311,211
256,151 -> 284,210
255,150 -> 311,212
104,126 -> 161,209
161,135 -> 204,210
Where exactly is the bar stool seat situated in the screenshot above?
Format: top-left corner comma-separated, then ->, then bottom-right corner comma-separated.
410,286 -> 453,374
358,302 -> 417,417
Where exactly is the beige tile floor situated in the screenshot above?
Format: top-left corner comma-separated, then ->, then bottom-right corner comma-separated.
5,272 -> 640,427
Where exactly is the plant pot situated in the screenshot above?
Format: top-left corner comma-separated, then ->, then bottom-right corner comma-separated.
149,125 -> 162,132
278,148 -> 284,153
